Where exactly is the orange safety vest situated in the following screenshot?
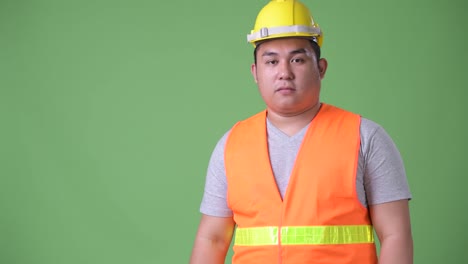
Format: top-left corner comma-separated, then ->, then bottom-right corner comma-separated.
225,104 -> 377,264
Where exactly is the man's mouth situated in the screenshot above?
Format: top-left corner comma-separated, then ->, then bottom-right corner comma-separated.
276,87 -> 296,93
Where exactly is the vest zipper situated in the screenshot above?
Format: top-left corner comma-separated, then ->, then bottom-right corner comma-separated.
278,223 -> 282,264
278,204 -> 284,264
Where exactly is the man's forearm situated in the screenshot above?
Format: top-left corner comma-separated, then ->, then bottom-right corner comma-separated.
190,215 -> 235,264
378,234 -> 413,264
190,237 -> 230,264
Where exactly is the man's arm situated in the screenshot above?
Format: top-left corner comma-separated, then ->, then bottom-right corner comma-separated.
370,199 -> 413,264
190,214 -> 235,264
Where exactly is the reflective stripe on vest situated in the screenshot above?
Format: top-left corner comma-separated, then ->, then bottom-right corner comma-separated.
235,225 -> 374,246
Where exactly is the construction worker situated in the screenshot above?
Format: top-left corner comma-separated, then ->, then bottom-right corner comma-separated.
190,0 -> 413,263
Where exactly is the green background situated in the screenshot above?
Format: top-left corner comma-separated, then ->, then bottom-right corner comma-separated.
1,0 -> 466,263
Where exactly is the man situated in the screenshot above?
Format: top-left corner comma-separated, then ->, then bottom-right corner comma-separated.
190,0 -> 413,263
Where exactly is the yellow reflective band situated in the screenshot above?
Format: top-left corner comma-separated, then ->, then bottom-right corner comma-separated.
235,226 -> 279,246
281,225 -> 374,245
235,225 -> 374,246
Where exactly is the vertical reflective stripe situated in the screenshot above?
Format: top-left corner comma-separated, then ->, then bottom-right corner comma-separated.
235,227 -> 279,246
235,225 -> 374,246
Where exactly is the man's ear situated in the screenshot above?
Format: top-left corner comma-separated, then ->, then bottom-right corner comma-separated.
318,58 -> 328,79
251,63 -> 258,83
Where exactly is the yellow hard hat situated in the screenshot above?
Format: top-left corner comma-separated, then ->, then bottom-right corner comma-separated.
247,0 -> 323,47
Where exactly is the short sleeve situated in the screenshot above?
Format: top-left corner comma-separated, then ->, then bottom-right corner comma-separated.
360,118 -> 412,205
199,130 -> 233,217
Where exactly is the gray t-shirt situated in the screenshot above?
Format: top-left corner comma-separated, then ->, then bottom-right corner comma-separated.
200,116 -> 412,217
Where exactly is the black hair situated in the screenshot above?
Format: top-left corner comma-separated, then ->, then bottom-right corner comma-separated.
253,39 -> 321,65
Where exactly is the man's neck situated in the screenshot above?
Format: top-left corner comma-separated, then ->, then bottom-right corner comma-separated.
267,103 -> 322,137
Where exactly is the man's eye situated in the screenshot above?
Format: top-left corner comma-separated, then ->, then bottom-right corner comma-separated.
291,58 -> 305,63
266,60 -> 278,65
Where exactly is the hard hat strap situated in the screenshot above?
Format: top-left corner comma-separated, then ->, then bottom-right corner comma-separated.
247,25 -> 321,42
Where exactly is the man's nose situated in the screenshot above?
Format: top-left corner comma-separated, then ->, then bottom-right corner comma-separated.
278,61 -> 294,80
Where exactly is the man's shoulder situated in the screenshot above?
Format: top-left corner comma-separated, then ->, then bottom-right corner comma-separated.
237,110 -> 267,124
360,117 -> 383,135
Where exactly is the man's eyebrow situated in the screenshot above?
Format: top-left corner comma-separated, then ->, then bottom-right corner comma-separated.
262,51 -> 278,57
290,48 -> 308,55
262,48 -> 308,57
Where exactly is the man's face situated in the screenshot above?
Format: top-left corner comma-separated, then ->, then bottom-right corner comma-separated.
251,38 -> 327,117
